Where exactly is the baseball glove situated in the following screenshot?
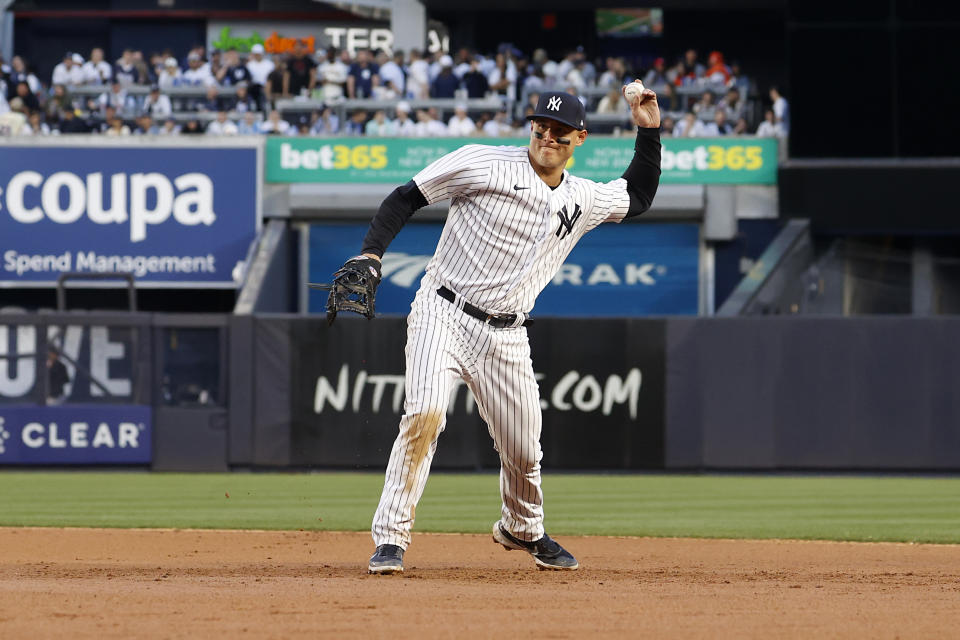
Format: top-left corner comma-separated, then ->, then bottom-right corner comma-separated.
310,255 -> 382,325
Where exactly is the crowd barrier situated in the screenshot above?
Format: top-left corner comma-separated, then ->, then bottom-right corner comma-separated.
2,313 -> 958,471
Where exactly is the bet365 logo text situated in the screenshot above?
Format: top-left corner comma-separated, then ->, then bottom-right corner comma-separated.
661,145 -> 764,172
280,143 -> 387,171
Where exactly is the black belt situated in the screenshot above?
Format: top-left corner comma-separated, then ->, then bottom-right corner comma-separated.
437,286 -> 533,328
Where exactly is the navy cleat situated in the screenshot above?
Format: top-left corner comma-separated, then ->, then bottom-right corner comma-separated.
492,522 -> 579,570
368,544 -> 404,574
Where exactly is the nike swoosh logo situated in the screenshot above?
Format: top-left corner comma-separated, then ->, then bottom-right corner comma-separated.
513,185 -> 529,191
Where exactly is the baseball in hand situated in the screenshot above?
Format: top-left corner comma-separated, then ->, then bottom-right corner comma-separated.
623,81 -> 645,104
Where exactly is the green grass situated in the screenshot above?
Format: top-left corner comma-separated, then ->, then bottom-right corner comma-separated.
1,472 -> 959,543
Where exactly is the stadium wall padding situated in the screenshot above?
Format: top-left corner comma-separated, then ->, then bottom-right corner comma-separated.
267,316 -> 667,470
665,317 -> 960,469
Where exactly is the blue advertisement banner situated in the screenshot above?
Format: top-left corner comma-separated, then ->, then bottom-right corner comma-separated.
0,145 -> 259,287
308,223 -> 700,316
0,404 -> 151,464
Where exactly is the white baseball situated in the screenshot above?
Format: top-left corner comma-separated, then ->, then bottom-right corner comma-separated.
624,81 -> 645,103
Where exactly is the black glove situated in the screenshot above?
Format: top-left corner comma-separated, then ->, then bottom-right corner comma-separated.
320,255 -> 381,325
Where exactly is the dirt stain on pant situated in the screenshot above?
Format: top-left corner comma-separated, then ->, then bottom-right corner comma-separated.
401,410 -> 445,498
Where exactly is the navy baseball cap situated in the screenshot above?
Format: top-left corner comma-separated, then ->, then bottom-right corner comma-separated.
527,91 -> 586,130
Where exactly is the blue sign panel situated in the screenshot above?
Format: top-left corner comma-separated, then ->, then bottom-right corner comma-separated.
0,404 -> 151,464
308,223 -> 700,316
0,145 -> 258,286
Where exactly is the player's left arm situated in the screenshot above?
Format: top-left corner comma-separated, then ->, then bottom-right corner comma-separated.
622,81 -> 662,218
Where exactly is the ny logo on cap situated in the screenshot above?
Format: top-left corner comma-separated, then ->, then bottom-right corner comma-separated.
547,96 -> 562,111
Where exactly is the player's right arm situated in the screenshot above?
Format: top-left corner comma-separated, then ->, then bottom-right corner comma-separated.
360,145 -> 490,259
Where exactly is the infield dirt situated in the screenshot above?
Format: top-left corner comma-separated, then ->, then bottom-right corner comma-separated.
2,528 -> 959,638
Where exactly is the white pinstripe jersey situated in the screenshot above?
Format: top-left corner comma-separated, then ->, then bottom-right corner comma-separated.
413,144 -> 631,315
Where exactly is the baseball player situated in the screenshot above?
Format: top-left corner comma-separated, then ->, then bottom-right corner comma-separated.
329,84 -> 661,574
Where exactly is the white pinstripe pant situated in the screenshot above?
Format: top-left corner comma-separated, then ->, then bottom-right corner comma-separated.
372,277 -> 544,549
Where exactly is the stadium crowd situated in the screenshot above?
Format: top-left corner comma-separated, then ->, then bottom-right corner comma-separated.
0,43 -> 789,139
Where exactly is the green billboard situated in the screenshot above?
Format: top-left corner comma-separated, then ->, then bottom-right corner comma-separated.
265,136 -> 778,185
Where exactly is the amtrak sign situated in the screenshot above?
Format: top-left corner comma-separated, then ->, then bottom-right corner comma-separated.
309,223 -> 699,316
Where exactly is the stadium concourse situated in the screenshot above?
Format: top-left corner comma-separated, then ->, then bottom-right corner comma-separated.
0,42 -> 786,141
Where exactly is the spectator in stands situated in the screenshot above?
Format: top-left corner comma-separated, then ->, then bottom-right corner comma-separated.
0,97 -> 29,135
674,48 -> 703,86
7,56 -> 41,98
45,84 -> 73,120
14,81 -> 41,114
229,83 -> 256,113
462,57 -> 489,99
721,87 -> 744,121
446,103 -> 475,136
702,109 -> 732,136
291,114 -> 311,136
158,118 -> 180,136
596,87 -> 629,114
58,108 -> 90,133
704,51 -> 731,85
245,44 -> 273,108
532,48 -> 557,85
157,57 -> 181,89
431,55 -> 459,98
452,47 -> 473,78
261,109 -> 292,135
207,50 -> 223,80
487,52 -> 515,101
309,106 -> 339,135
114,49 -> 140,85
52,53 -> 84,86
693,90 -> 716,116
643,57 -> 668,91
405,49 -> 430,99
284,41 -> 317,98
143,85 -> 172,119
378,50 -> 406,99
131,50 -> 151,85
133,114 -> 157,135
181,118 -> 203,135
218,48 -> 253,87
673,111 -> 705,137
346,48 -> 379,99
237,111 -> 261,135
83,48 -> 111,84
755,108 -> 783,137
732,116 -> 749,135
264,55 -> 286,105
343,109 -> 368,135
182,52 -> 214,87
105,114 -> 131,136
414,107 -> 446,137
364,109 -> 393,136
392,101 -> 415,136
27,111 -> 51,136
728,61 -> 750,93
94,105 -> 117,132
317,47 -> 347,103
97,81 -> 130,115
770,86 -> 789,133
198,85 -> 221,112
482,108 -> 511,137
660,115 -> 676,137
206,111 -> 238,135
147,52 -> 166,85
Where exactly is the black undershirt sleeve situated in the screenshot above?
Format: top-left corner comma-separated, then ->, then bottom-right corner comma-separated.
360,180 -> 429,257
622,127 -> 662,218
